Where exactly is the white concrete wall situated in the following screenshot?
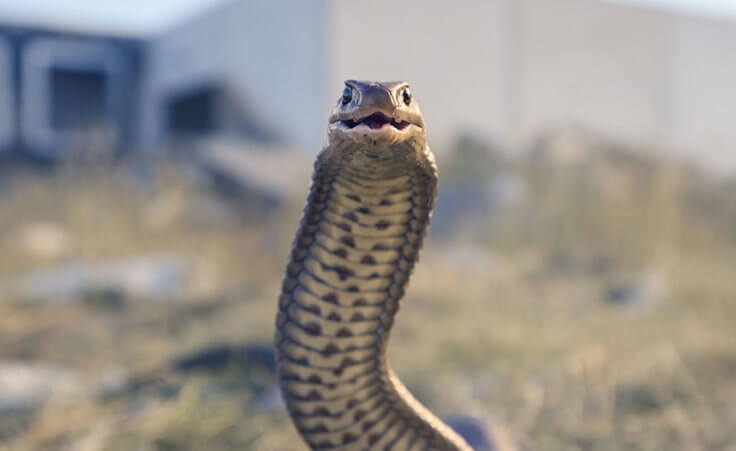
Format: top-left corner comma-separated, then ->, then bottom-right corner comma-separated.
519,0 -> 736,170
518,0 -> 673,142
327,0 -> 736,169
146,0 -> 736,169
669,14 -> 736,169
326,0 -> 514,148
143,0 -> 329,151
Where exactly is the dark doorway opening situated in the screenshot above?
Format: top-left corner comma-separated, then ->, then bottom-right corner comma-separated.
166,86 -> 218,135
50,68 -> 108,130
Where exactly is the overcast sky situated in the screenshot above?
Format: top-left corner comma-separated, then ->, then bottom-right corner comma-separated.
0,0 -> 230,35
0,0 -> 733,36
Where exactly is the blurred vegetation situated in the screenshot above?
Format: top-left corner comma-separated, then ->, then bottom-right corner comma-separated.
0,134 -> 735,450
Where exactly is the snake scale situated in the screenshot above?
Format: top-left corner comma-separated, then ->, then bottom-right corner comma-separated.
275,80 -> 472,450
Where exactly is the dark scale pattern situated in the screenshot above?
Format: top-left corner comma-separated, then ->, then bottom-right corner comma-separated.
276,141 -> 470,450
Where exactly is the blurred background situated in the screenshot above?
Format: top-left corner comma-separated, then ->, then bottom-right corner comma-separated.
0,0 -> 734,450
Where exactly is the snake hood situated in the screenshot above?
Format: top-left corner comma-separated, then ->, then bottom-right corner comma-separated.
276,80 -> 471,450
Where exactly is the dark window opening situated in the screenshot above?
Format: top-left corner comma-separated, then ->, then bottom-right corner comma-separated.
167,87 -> 218,134
51,68 -> 108,131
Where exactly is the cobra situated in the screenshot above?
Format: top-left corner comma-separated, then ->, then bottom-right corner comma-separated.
275,80 -> 472,450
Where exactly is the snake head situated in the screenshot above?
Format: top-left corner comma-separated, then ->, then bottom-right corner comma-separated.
328,80 -> 426,146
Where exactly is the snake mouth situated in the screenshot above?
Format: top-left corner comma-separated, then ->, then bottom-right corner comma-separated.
340,112 -> 410,131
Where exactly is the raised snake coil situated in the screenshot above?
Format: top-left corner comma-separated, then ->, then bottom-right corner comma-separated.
275,140 -> 472,450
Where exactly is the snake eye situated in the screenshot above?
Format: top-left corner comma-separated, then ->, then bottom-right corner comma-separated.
341,87 -> 353,105
401,87 -> 412,106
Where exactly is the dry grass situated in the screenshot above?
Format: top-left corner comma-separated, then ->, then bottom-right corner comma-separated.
0,145 -> 734,450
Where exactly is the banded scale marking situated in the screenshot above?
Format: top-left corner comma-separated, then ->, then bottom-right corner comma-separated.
276,80 -> 472,451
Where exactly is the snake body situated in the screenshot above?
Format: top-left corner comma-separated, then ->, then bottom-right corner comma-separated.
275,81 -> 471,450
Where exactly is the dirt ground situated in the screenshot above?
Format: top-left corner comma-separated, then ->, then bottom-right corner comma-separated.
0,143 -> 734,450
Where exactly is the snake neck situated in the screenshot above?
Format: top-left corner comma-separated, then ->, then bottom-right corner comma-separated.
275,144 -> 471,450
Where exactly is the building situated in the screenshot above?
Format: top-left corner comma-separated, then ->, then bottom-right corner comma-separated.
0,0 -> 287,158
0,25 -> 143,156
326,0 -> 736,170
1,0 -> 735,169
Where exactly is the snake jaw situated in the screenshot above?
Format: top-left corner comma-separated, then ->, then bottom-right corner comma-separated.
328,111 -> 423,146
339,112 -> 411,131
328,122 -> 419,146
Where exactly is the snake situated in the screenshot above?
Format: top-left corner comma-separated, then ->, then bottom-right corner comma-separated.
275,80 -> 472,450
